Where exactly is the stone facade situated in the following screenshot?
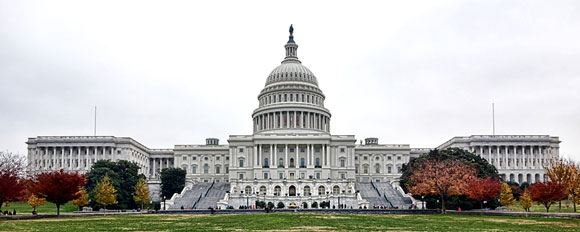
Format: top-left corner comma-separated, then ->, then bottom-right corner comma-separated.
25,26 -> 561,205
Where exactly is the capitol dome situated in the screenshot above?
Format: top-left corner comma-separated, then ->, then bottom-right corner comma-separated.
252,25 -> 331,134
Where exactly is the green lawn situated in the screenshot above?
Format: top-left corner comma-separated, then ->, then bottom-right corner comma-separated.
507,200 -> 580,213
1,202 -> 77,215
1,213 -> 580,231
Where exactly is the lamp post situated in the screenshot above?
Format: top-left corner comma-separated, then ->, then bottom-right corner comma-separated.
163,196 -> 166,211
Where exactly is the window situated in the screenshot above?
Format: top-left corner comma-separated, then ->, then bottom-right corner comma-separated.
279,158 -> 284,167
333,186 -> 340,194
226,156 -> 229,160
363,166 -> 368,174
318,186 -> 326,195
340,159 -> 345,167
204,157 -> 209,161
363,156 -> 368,161
340,148 -> 345,153
226,167 -> 229,173
304,186 -> 311,196
274,186 -> 281,196
397,156 -> 401,160
397,167 -> 401,173
355,156 -> 358,160
375,165 -> 380,173
239,148 -> 244,153
193,156 -> 197,160
387,166 -> 392,173
239,173 -> 244,179
279,148 -> 284,152
300,148 -> 305,152
216,156 -> 220,160
290,158 -> 295,167
192,166 -> 197,174
290,148 -> 295,152
239,159 -> 244,167
315,173 -> 320,179
204,164 -> 209,174
216,166 -> 220,174
279,173 -> 284,179
263,172 -> 269,179
300,158 -> 305,168
315,158 -> 320,167
315,148 -> 320,153
375,156 -> 380,160
264,158 -> 269,167
264,148 -> 269,152
341,173 -> 346,179
182,156 -> 187,161
387,156 -> 391,160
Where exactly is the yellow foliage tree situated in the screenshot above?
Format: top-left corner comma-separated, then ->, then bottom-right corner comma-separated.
500,183 -> 514,206
133,178 -> 151,210
94,175 -> 118,214
72,187 -> 89,211
545,158 -> 580,212
520,188 -> 533,212
28,194 -> 46,214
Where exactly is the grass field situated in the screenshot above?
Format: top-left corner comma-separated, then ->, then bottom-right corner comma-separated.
1,202 -> 77,215
1,213 -> 580,231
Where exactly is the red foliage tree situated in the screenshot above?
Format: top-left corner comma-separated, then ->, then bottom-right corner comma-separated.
407,159 -> 477,213
0,152 -> 26,211
528,181 -> 567,212
465,177 -> 502,209
29,170 -> 87,216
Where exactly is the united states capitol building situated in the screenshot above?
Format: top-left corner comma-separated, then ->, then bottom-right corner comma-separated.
25,26 -> 561,209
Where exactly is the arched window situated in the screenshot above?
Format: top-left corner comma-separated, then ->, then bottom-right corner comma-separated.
274,186 -> 281,196
318,186 -> 325,195
333,185 -> 340,194
260,186 -> 267,195
203,164 -> 209,174
300,158 -> 305,168
303,186 -> 311,196
245,186 -> 252,195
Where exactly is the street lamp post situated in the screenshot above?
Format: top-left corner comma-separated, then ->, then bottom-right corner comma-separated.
163,196 -> 166,211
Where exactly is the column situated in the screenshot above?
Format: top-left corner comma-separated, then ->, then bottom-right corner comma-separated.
60,147 -> 64,169
152,158 -> 156,178
53,147 -> 57,170
272,144 -> 276,169
306,144 -> 310,167
295,144 -> 299,168
286,111 -> 290,128
504,146 -> 508,168
285,144 -> 288,168
270,144 -> 273,168
293,111 -> 297,128
258,144 -> 262,166
322,144 -> 326,167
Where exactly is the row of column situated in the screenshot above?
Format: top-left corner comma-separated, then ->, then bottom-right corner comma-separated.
260,92 -> 322,107
254,111 -> 329,132
150,158 -> 173,178
30,146 -> 117,172
474,145 -> 555,169
252,144 -> 329,169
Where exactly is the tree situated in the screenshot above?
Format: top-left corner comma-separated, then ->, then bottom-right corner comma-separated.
311,201 -> 318,208
94,175 -> 118,214
500,183 -> 514,207
28,170 -> 86,216
520,188 -> 533,212
133,178 -> 151,210
28,194 -> 46,214
277,202 -> 285,209
86,160 -> 145,209
546,158 -> 580,212
465,177 -> 501,209
160,168 -> 186,199
528,181 -> 567,212
407,159 -> 477,214
0,151 -> 26,211
72,187 -> 89,211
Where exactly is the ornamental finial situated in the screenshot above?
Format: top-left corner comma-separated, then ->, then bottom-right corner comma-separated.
288,24 -> 295,43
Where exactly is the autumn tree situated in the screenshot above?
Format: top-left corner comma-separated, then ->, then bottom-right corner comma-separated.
465,177 -> 502,209
519,188 -> 533,212
72,187 -> 89,211
0,151 -> 26,211
500,183 -> 514,206
28,194 -> 46,214
133,177 -> 150,210
85,160 -> 145,209
407,159 -> 477,214
94,175 -> 118,214
29,170 -> 86,216
528,181 -> 567,212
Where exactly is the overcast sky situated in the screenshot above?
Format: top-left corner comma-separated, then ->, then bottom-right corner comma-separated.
1,0 -> 579,160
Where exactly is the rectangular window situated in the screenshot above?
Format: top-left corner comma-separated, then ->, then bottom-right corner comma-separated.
316,173 -> 321,179
279,173 -> 284,179
216,167 -> 220,174
397,167 -> 401,173
226,167 -> 229,173
264,148 -> 269,152
182,156 -> 187,161
315,148 -> 320,153
387,156 -> 391,160
239,173 -> 244,179
216,156 -> 220,160
340,173 -> 346,179
388,167 -> 392,173
397,156 -> 401,160
279,148 -> 284,152
239,148 -> 244,153
340,159 -> 345,167
363,156 -> 368,160
300,148 -> 305,152
340,148 -> 345,153
290,148 -> 295,152
193,156 -> 197,160
226,156 -> 229,160
263,172 -> 269,179
239,160 -> 244,167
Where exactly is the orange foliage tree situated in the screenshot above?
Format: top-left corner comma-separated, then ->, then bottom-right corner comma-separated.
545,158 -> 580,212
407,159 -> 477,214
528,181 -> 567,212
465,177 -> 502,209
29,170 -> 87,216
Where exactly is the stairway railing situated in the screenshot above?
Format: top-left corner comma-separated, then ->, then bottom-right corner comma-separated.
192,194 -> 202,209
383,194 -> 394,208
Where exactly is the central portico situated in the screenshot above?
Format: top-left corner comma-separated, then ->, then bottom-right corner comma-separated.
226,25 -> 360,208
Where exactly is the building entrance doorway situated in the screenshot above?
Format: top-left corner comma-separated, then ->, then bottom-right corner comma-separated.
289,185 -> 296,196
